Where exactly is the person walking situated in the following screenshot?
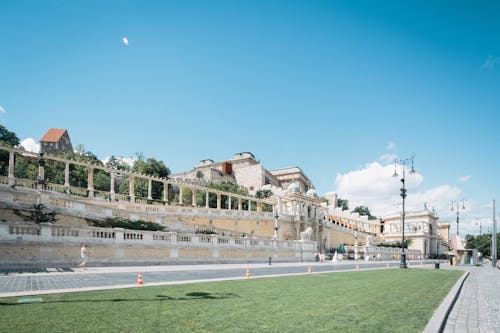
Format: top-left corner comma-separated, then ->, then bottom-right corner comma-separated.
78,244 -> 89,269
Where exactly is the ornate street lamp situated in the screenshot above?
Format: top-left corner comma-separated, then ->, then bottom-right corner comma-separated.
451,199 -> 466,237
393,156 -> 416,269
273,211 -> 279,239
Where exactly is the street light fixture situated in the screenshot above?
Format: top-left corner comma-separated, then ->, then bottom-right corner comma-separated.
273,211 -> 279,239
392,156 -> 416,269
450,199 -> 466,237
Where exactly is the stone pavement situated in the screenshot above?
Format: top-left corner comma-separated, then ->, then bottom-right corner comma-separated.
0,260 -> 415,297
1,260 -> 498,332
443,265 -> 500,333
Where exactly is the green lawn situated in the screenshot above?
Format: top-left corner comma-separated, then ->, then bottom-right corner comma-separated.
0,269 -> 463,333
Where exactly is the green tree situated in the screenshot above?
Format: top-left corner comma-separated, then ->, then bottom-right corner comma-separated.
0,125 -> 21,176
0,124 -> 20,147
465,233 -> 499,258
255,189 -> 273,199
352,206 -> 377,220
13,204 -> 57,224
337,198 -> 349,210
118,155 -> 170,200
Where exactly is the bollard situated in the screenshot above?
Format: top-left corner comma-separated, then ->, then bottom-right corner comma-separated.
268,256 -> 272,266
434,263 -> 440,269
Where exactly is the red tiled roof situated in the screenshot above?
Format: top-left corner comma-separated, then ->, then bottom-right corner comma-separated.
39,128 -> 67,142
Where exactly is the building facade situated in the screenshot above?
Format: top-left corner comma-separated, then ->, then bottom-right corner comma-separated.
382,210 -> 450,258
39,128 -> 73,154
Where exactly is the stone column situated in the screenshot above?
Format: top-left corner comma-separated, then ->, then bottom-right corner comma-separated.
248,200 -> 252,211
7,151 -> 15,185
192,189 -> 196,207
205,191 -> 209,208
179,186 -> 184,205
147,179 -> 152,200
228,196 -> 232,210
110,172 -> 116,201
217,194 -> 221,210
129,176 -> 135,202
238,198 -> 242,210
37,153 -> 45,189
87,167 -> 94,198
257,201 -> 262,212
64,162 -> 70,193
163,182 -> 169,204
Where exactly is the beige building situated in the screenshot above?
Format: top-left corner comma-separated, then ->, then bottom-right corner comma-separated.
382,210 -> 450,258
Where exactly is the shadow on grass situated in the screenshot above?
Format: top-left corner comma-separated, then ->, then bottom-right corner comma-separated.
0,292 -> 240,306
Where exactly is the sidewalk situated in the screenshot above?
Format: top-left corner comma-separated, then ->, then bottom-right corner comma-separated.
443,265 -> 500,333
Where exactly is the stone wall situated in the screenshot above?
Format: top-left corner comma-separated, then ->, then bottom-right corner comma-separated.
0,221 -> 314,268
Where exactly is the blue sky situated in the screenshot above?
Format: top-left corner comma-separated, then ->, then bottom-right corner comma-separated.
1,1 -> 499,235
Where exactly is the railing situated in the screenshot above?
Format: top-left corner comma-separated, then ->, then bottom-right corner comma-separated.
0,221 -> 308,251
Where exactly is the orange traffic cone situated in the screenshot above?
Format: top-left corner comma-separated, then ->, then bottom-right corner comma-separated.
136,272 -> 144,286
307,266 -> 312,273
245,268 -> 251,278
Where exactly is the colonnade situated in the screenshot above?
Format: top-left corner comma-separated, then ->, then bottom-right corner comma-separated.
1,146 -> 272,213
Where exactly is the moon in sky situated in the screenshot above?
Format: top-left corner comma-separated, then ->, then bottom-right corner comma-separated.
122,37 -> 129,46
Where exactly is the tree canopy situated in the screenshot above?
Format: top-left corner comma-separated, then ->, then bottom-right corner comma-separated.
352,206 -> 377,220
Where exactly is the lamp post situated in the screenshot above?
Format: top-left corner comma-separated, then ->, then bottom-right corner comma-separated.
273,211 -> 279,239
476,220 -> 482,236
392,157 -> 416,269
492,199 -> 497,268
450,199 -> 465,237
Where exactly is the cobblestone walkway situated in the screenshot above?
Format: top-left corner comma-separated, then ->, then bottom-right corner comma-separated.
444,265 -> 500,333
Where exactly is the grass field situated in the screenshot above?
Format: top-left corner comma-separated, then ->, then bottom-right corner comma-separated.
0,268 -> 463,333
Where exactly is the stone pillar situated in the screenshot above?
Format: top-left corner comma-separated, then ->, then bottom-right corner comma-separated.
205,191 -> 209,208
248,200 -> 252,211
87,167 -> 94,198
179,186 -> 184,205
163,182 -> 169,204
39,223 -> 52,240
228,196 -> 232,210
147,179 -> 152,200
238,198 -> 242,210
114,227 -> 124,243
64,162 -> 70,193
217,194 -> 221,210
192,189 -> 196,207
37,153 -> 45,189
7,151 -> 15,185
110,173 -> 116,201
257,202 -> 262,212
129,176 -> 135,202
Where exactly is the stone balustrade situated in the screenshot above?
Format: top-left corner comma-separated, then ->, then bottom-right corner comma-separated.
0,221 -> 316,267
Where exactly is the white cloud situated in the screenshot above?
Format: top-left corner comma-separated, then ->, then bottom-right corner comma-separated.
122,36 -> 129,46
379,153 -> 397,164
482,55 -> 500,70
458,175 -> 471,183
333,161 -> 467,220
386,141 -> 396,150
102,156 -> 135,167
0,105 -> 5,113
20,138 -> 40,153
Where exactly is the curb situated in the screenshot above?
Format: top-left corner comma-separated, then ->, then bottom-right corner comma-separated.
423,270 -> 470,333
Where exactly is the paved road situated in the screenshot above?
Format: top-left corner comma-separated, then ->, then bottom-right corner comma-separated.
0,260 -> 416,297
443,265 -> 500,333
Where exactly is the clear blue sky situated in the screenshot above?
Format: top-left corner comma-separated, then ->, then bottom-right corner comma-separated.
1,1 -> 499,235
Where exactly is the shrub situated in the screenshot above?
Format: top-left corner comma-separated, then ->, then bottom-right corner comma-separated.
86,217 -> 166,231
